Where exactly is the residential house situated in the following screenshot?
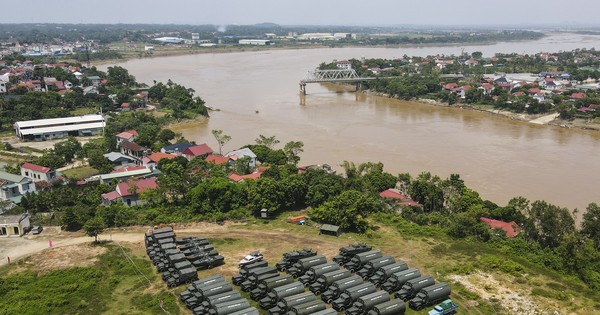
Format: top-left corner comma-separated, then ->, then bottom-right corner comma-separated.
570,92 -> 586,100
205,155 -> 233,166
143,152 -> 176,170
480,217 -> 520,237
379,189 -> 421,207
86,76 -> 102,86
115,130 -> 138,146
21,162 -> 56,183
183,144 -> 214,159
0,213 -> 32,236
101,177 -> 158,207
120,141 -> 150,160
161,142 -> 194,155
336,60 -> 352,70
0,74 -> 9,94
83,86 -> 99,95
225,148 -> 257,168
103,152 -> 137,168
228,171 -> 262,182
0,171 -> 36,204
533,93 -> 546,102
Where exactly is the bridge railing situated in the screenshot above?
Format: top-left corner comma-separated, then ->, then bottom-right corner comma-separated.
302,69 -> 361,83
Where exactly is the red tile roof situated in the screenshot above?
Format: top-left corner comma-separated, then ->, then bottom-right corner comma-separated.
116,130 -> 138,139
571,92 -> 586,99
205,155 -> 231,165
528,88 -> 540,94
116,177 -> 158,197
21,162 -> 51,173
513,91 -> 526,96
101,190 -> 121,201
148,152 -> 176,163
184,144 -> 214,157
379,189 -> 408,199
228,172 -> 262,182
480,217 -> 520,237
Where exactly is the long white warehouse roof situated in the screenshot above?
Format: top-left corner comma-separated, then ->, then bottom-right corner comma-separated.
15,115 -> 104,129
18,122 -> 105,136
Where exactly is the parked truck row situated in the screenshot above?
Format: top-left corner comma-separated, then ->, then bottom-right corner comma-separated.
179,274 -> 258,315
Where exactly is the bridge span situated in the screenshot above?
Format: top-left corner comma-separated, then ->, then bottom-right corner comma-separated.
299,69 -> 377,94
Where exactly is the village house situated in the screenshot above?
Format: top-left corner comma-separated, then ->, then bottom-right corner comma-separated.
160,142 -> 194,155
225,148 -> 258,168
228,171 -> 262,182
115,130 -> 138,146
205,155 -> 233,166
0,171 -> 36,204
379,189 -> 422,208
336,60 -> 352,70
0,213 -> 32,236
101,177 -> 158,207
20,162 -> 56,183
143,152 -> 176,170
103,152 -> 137,168
120,141 -> 150,161
183,144 -> 214,160
480,217 -> 520,237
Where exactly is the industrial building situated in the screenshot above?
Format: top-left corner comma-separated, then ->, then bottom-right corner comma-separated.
238,39 -> 272,45
14,115 -> 105,141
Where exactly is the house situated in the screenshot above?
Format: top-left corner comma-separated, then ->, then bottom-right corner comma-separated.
336,60 -> 352,70
101,177 -> 158,207
379,189 -> 421,207
83,86 -> 99,95
161,142 -> 194,155
183,144 -> 214,159
228,171 -> 262,182
570,92 -> 586,99
0,213 -> 32,236
533,93 -> 546,102
0,171 -> 36,204
146,152 -> 176,166
86,76 -> 102,86
21,162 -> 56,182
120,141 -> 150,160
225,148 -> 257,168
205,155 -> 233,166
115,130 -> 138,146
480,217 -> 520,237
103,152 -> 137,168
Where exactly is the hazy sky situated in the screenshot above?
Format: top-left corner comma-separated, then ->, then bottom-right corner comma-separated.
3,0 -> 599,26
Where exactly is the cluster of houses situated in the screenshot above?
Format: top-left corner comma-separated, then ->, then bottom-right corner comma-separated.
97,130 -> 261,207
0,162 -> 60,208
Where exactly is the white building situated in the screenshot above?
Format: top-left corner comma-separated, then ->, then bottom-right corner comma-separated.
0,171 -> 36,204
21,163 -> 56,183
14,115 -> 105,141
226,148 -> 258,168
239,39 -> 272,46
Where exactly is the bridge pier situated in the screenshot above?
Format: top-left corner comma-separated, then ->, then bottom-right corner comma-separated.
299,83 -> 306,95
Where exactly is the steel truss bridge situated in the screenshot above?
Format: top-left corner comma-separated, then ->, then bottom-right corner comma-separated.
299,69 -> 377,94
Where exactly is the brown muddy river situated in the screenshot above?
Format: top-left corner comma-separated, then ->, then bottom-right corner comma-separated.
109,33 -> 600,215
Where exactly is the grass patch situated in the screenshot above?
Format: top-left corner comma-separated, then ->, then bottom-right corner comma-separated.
61,166 -> 99,180
0,244 -> 172,315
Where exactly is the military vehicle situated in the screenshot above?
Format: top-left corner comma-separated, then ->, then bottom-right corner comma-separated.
331,282 -> 377,311
345,290 -> 391,315
380,269 -> 421,293
366,299 -> 406,315
286,255 -> 327,278
320,274 -> 364,304
409,283 -> 451,311
259,282 -> 305,309
298,262 -> 340,286
344,250 -> 382,272
368,262 -> 408,286
275,248 -> 317,271
394,276 -> 435,301
309,269 -> 352,295
333,243 -> 372,266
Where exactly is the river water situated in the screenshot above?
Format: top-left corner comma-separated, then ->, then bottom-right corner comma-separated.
110,33 -> 600,215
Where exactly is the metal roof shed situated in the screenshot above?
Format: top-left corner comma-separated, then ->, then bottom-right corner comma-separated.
319,224 -> 340,237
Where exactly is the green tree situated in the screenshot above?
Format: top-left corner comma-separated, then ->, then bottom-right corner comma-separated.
53,137 -> 82,163
62,207 -> 83,231
582,203 -> 600,249
526,200 -> 575,248
255,135 -> 280,149
309,190 -> 380,233
283,141 -> 304,165
84,217 -> 105,243
106,66 -> 135,86
157,129 -> 177,142
211,129 -> 231,155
